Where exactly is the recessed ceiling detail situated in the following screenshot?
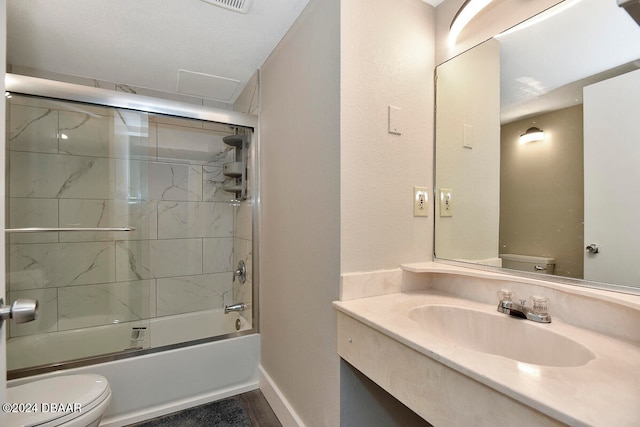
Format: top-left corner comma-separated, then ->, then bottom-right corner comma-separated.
177,69 -> 241,101
200,0 -> 252,14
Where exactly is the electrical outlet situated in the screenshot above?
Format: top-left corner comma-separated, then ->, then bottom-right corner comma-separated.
439,189 -> 453,217
413,187 -> 429,217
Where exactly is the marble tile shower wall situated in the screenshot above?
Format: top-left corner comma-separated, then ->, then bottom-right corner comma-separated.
6,95 -> 249,341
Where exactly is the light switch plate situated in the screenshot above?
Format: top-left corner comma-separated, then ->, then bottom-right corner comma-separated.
388,106 -> 402,135
463,124 -> 473,149
413,186 -> 429,217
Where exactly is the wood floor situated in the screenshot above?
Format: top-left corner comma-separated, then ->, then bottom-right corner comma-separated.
235,390 -> 282,427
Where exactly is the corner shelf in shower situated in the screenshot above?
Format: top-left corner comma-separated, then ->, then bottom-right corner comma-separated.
222,133 -> 249,201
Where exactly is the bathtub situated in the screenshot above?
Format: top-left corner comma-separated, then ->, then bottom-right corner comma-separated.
8,308 -> 252,371
7,309 -> 259,426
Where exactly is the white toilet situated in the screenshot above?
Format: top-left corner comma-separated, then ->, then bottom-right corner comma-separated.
6,374 -> 111,427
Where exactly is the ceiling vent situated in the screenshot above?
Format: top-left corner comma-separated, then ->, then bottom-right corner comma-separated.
200,0 -> 252,14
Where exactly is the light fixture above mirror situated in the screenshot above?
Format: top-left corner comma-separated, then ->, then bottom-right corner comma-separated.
449,0 -> 496,45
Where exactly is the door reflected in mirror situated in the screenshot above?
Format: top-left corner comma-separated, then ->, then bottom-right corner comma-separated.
434,0 -> 640,292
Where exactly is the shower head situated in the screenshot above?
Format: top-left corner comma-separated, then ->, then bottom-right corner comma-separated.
619,0 -> 640,26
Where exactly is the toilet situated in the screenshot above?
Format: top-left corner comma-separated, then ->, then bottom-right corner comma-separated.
499,253 -> 556,275
6,374 -> 111,427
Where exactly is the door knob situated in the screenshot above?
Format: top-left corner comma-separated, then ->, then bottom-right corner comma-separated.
586,243 -> 599,254
0,298 -> 38,324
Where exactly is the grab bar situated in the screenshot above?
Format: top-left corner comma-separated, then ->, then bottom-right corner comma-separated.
5,227 -> 135,233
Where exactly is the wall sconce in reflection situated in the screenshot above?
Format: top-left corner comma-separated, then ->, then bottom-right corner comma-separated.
449,0 -> 495,45
519,127 -> 545,144
618,0 -> 640,26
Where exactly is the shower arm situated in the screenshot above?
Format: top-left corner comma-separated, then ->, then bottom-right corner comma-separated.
5,227 -> 136,233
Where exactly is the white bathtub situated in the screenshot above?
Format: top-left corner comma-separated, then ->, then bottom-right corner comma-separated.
7,310 -> 259,426
7,308 -> 251,371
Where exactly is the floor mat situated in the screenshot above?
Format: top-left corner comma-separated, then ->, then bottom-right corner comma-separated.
130,398 -> 252,427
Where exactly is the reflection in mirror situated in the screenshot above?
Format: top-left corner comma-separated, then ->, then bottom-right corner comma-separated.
435,0 -> 640,292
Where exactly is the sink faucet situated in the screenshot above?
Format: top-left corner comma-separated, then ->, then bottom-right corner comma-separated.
497,290 -> 551,323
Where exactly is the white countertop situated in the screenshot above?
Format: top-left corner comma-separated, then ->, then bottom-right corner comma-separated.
334,288 -> 640,426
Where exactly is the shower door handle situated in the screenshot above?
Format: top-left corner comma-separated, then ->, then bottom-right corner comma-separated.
0,298 -> 39,325
5,227 -> 135,233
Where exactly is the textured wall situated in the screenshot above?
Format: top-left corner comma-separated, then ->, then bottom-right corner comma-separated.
260,0 -> 435,424
259,0 -> 341,425
340,0 -> 435,273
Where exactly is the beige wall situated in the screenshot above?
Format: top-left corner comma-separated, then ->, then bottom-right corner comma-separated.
500,105 -> 584,279
435,38 -> 500,263
259,0 -> 341,425
341,0 -> 434,273
260,0 -> 434,424
339,0 -> 434,422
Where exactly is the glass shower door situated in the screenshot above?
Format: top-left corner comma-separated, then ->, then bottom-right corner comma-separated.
6,94 -> 152,371
5,93 -> 254,375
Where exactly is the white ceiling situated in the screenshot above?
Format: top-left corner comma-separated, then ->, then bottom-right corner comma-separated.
7,0 -> 310,103
497,0 -> 640,123
7,0 -> 442,104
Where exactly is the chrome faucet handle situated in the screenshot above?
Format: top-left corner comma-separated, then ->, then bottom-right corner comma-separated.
233,260 -> 247,284
531,296 -> 549,315
497,289 -> 513,301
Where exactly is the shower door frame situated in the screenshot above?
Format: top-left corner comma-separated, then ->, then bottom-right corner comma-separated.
5,73 -> 261,379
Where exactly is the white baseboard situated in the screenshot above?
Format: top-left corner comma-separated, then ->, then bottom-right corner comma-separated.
101,382 -> 259,427
259,365 -> 306,427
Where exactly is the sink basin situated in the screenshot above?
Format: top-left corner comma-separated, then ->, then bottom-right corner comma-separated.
409,304 -> 595,367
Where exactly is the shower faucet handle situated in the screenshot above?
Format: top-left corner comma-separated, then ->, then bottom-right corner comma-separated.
233,260 -> 247,284
0,298 -> 38,324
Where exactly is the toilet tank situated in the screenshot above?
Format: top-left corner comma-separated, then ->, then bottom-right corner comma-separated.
499,253 -> 556,275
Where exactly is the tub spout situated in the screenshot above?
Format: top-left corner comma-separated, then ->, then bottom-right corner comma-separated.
224,303 -> 246,314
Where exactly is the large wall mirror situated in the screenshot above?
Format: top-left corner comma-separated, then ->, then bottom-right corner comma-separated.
434,0 -> 640,293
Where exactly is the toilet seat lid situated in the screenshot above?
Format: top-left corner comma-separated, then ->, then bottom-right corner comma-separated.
7,374 -> 110,427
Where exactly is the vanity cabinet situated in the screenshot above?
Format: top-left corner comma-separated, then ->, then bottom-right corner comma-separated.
337,312 -> 564,427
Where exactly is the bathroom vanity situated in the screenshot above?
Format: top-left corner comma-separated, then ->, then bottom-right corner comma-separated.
334,263 -> 640,426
